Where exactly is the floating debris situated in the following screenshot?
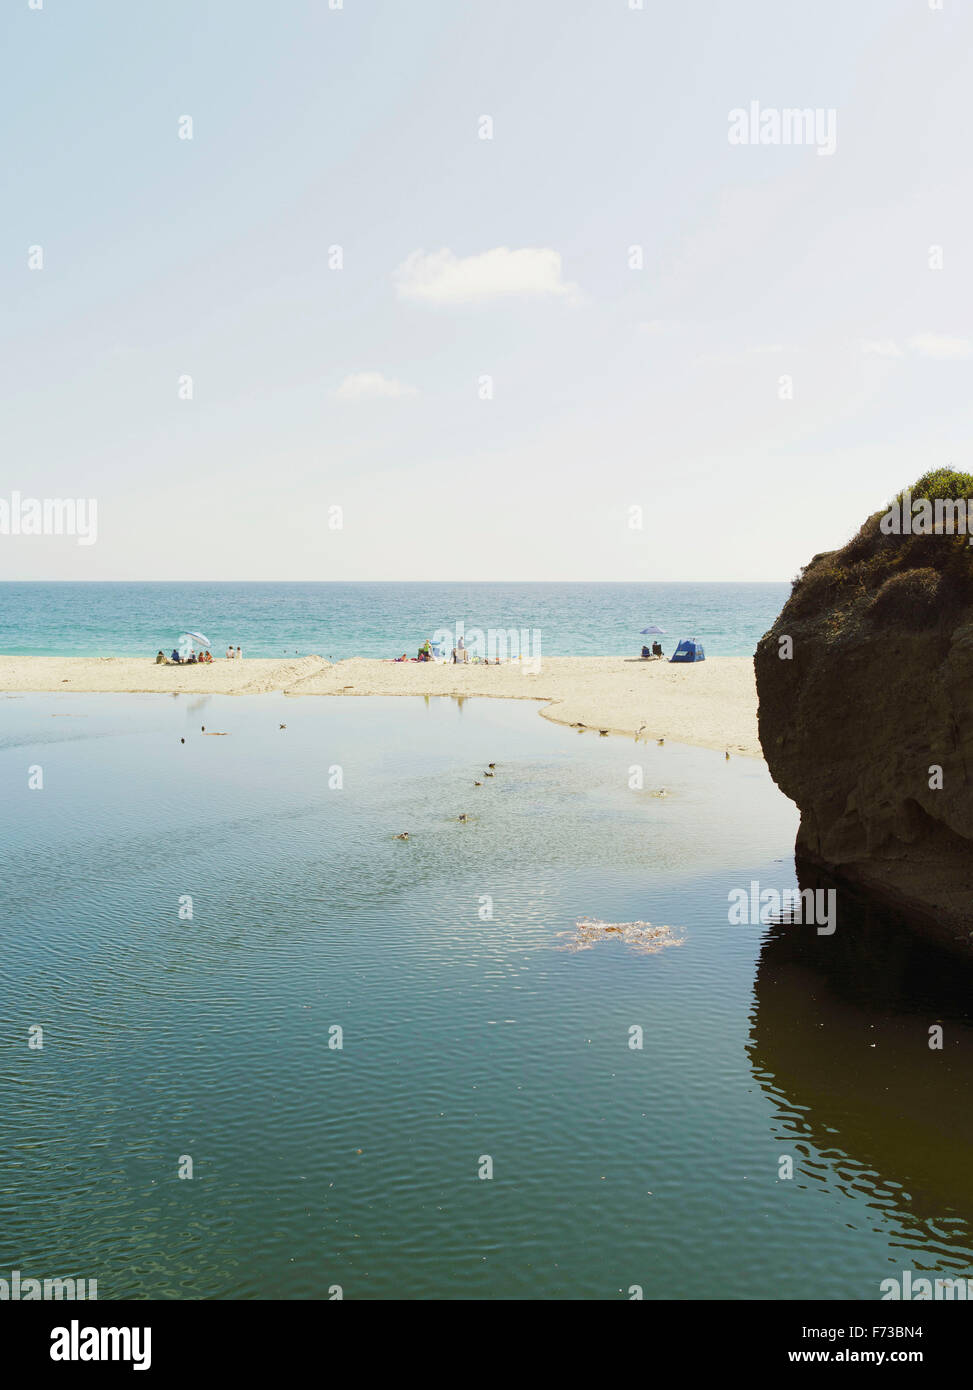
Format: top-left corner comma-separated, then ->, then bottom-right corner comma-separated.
560,917 -> 685,955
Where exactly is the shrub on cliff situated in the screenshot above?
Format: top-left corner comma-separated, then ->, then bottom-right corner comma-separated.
788,469 -> 973,620
868,567 -> 943,627
909,468 -> 973,504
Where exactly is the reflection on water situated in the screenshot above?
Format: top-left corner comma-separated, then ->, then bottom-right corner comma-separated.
2,692 -> 972,1299
749,864 -> 973,1277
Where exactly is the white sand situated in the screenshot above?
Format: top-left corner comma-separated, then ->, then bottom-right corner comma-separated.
0,654 -> 760,756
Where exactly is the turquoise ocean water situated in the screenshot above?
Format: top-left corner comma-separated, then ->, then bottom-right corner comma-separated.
0,581 -> 789,658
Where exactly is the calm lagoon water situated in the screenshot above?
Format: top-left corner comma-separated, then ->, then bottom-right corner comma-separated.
2,693 -> 972,1300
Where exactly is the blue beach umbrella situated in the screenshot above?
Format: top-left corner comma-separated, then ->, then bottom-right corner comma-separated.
639,625 -> 666,635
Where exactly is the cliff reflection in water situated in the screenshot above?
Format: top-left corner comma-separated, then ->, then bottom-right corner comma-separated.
749,864 -> 973,1272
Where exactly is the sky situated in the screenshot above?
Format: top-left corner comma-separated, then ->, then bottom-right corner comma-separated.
2,0 -> 971,582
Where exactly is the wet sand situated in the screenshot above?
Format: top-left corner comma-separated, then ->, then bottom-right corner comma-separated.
0,654 -> 760,756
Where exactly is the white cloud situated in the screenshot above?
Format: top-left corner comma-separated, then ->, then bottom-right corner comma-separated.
335,372 -> 417,401
861,339 -> 904,358
859,335 -> 973,361
637,319 -> 679,334
393,247 -> 581,306
908,333 -> 973,360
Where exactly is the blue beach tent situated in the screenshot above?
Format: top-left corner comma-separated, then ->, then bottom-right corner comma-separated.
670,637 -> 705,663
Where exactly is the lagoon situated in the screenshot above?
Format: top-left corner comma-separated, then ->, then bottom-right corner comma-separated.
2,693 -> 972,1299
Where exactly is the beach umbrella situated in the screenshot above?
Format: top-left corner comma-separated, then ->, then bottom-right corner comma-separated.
182,630 -> 212,647
639,625 -> 666,635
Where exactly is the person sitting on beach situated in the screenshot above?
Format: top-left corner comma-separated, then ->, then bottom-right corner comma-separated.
236,646 -> 242,660
418,640 -> 432,662
226,645 -> 234,660
156,650 -> 166,664
170,648 -> 181,664
652,641 -> 663,657
641,645 -> 651,659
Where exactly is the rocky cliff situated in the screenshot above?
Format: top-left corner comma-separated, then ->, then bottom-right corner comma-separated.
754,469 -> 973,954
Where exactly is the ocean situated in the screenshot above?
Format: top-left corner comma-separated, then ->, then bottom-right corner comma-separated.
3,692 -> 973,1299
0,581 -> 789,659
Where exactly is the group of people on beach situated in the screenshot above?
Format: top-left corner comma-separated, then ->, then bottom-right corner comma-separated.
418,638 -> 450,662
154,645 -> 242,665
398,637 -> 470,663
394,639 -> 440,663
157,648 -> 215,665
393,636 -> 501,665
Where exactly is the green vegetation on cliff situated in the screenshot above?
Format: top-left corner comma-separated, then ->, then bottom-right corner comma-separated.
789,469 -> 973,625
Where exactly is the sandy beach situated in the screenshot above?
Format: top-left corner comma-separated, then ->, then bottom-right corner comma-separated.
0,654 -> 760,756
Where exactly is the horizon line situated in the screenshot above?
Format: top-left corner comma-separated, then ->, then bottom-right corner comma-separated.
0,577 -> 792,585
